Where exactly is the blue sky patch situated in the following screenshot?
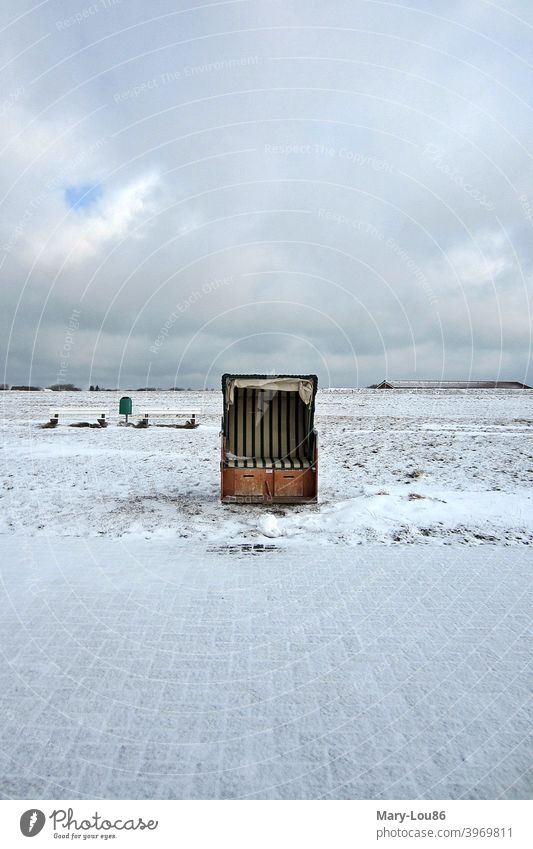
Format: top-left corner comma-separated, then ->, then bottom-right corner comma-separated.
65,183 -> 101,210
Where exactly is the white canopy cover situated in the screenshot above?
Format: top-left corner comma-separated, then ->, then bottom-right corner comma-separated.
225,377 -> 314,406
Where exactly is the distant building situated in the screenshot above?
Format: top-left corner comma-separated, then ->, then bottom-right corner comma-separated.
369,379 -> 531,389
10,385 -> 43,391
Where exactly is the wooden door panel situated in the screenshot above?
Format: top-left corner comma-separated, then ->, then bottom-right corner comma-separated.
274,471 -> 304,497
234,470 -> 265,496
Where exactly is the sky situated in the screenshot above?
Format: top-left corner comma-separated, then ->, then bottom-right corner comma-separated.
1,0 -> 532,389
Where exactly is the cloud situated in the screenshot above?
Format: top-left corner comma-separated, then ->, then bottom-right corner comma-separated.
30,171 -> 161,267
1,0 -> 532,387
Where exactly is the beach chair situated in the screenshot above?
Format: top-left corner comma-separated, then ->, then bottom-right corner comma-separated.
220,373 -> 318,503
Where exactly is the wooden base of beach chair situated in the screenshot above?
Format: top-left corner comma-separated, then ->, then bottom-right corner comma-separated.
221,466 -> 317,504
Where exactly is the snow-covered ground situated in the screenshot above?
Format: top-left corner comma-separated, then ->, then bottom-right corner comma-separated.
1,389 -> 531,800
1,388 -> 531,545
0,538 -> 530,800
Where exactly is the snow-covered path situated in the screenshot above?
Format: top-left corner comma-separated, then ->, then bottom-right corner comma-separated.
0,538 -> 530,800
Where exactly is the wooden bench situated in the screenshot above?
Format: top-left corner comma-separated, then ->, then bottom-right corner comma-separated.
138,408 -> 200,426
49,407 -> 109,425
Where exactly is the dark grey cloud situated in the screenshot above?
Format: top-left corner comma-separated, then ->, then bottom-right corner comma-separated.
1,0 -> 532,388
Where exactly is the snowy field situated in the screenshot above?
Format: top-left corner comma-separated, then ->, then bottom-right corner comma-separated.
1,388 -> 532,545
0,389 -> 531,800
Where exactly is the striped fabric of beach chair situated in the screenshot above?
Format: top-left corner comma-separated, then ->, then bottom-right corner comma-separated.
221,374 -> 318,503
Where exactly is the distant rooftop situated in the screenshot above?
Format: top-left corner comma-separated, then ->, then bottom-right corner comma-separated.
369,379 -> 531,390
